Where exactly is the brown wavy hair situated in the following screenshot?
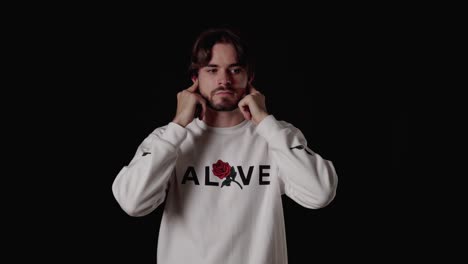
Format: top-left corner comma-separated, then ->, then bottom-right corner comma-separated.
188,28 -> 254,79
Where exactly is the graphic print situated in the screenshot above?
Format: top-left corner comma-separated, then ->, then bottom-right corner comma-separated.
290,145 -> 314,156
212,160 -> 243,189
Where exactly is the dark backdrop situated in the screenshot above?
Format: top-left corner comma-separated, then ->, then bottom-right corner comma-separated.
26,17 -> 409,263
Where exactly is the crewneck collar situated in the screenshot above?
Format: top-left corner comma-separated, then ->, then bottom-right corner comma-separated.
195,118 -> 251,134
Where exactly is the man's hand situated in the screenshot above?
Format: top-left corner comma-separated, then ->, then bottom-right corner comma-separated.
238,84 -> 269,125
172,79 -> 207,127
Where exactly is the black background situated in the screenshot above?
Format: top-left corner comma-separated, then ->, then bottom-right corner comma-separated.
17,10 -> 411,263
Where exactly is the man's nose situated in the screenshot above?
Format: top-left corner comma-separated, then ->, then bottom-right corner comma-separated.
218,71 -> 232,86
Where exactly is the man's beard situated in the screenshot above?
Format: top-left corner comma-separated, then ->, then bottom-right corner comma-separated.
206,97 -> 240,111
204,87 -> 242,112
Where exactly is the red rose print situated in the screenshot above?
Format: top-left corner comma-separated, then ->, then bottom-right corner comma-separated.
212,159 -> 243,190
212,160 -> 231,179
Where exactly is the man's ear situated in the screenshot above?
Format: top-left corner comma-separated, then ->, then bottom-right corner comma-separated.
191,76 -> 198,84
248,73 -> 255,84
247,74 -> 255,94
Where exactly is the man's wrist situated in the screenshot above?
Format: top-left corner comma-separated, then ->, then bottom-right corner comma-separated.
172,118 -> 188,128
256,112 -> 269,124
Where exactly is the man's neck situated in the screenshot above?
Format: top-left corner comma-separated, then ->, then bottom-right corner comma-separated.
202,108 -> 246,128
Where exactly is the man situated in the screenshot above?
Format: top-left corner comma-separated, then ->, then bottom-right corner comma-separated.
112,28 -> 338,264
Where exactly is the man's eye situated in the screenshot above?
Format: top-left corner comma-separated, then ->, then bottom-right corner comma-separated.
207,69 -> 217,73
231,68 -> 242,74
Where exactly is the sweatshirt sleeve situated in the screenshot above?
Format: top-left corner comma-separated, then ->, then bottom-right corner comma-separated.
255,115 -> 338,209
112,122 -> 187,217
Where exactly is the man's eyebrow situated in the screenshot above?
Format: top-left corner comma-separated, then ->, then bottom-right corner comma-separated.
205,63 -> 242,68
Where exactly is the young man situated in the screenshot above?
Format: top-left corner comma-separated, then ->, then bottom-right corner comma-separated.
112,28 -> 338,264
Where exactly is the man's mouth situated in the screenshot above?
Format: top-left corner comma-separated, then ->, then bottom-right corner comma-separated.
215,91 -> 234,96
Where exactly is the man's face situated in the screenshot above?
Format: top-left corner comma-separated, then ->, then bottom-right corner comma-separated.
197,43 -> 249,111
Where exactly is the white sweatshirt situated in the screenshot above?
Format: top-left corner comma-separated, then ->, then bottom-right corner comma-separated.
112,115 -> 338,264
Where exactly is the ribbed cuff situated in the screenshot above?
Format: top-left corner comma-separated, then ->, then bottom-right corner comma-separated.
159,122 -> 188,148
255,115 -> 283,142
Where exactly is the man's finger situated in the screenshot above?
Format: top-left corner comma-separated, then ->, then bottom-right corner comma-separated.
199,99 -> 207,119
241,106 -> 252,120
249,83 -> 259,94
238,99 -> 252,120
187,79 -> 199,92
195,95 -> 207,119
